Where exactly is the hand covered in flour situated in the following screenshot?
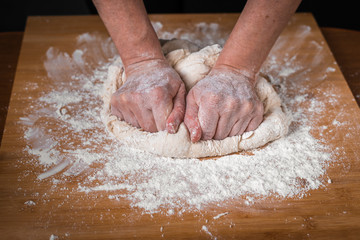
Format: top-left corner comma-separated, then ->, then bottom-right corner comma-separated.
110,59 -> 186,133
184,66 -> 264,142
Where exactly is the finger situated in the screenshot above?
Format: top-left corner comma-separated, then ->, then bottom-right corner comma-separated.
122,107 -> 140,128
213,113 -> 237,140
228,119 -> 244,137
110,95 -> 125,120
166,83 -> 186,134
110,105 -> 124,121
236,117 -> 252,136
110,94 -> 139,127
198,105 -> 219,141
245,115 -> 263,132
184,91 -> 202,143
152,97 -> 173,132
131,104 -> 157,132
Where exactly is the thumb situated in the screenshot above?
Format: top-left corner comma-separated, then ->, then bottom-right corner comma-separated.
166,83 -> 186,134
184,90 -> 202,143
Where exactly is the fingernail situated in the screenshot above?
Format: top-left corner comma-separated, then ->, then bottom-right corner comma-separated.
168,118 -> 181,134
168,125 -> 175,134
166,122 -> 175,134
190,129 -> 197,142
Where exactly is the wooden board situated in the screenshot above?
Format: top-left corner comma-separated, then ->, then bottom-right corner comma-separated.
1,13 -> 360,239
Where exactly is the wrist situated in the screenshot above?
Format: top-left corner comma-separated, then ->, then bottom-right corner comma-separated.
125,58 -> 169,76
122,48 -> 166,70
214,49 -> 260,77
212,63 -> 257,85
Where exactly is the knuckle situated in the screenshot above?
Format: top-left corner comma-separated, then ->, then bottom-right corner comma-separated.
132,92 -> 142,103
202,92 -> 220,105
121,95 -> 131,105
153,86 -> 166,95
150,86 -> 167,102
224,98 -> 239,110
110,94 -> 124,107
241,101 -> 254,113
113,92 -> 131,105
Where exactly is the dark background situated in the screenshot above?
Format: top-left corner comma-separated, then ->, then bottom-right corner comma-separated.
1,0 -> 359,32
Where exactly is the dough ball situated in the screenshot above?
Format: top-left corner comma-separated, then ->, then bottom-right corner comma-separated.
102,39 -> 290,158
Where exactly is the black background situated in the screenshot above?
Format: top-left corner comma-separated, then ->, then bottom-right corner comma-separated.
1,0 -> 359,32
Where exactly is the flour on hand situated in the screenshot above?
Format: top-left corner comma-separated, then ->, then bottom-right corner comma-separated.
102,40 -> 290,158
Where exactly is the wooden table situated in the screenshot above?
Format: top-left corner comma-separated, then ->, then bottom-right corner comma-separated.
1,14 -> 360,239
321,28 -> 360,106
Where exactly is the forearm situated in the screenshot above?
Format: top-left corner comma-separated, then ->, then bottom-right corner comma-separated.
215,0 -> 301,78
93,0 -> 164,69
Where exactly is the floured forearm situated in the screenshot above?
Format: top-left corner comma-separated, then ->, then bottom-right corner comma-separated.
93,0 -> 164,69
215,0 -> 301,77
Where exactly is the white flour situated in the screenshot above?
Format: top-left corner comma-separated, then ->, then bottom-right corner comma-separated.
201,225 -> 215,239
19,22 -> 344,215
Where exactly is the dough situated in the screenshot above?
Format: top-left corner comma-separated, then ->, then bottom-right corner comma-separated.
101,40 -> 290,158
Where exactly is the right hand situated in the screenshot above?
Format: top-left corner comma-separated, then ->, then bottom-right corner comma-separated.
110,59 -> 186,133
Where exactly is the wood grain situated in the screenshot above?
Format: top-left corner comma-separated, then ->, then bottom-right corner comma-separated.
321,27 -> 360,107
0,14 -> 360,239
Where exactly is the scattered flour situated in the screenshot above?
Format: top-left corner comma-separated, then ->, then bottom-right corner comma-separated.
213,212 -> 229,219
24,200 -> 36,206
49,234 -> 58,240
18,23 -> 347,215
201,225 -> 216,239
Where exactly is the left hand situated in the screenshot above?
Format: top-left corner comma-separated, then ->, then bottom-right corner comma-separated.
184,66 -> 264,142
110,59 -> 186,133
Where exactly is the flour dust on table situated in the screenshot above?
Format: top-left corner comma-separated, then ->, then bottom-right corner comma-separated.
18,22 -> 344,214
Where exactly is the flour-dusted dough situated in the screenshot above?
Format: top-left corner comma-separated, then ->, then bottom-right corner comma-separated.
101,40 -> 290,158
